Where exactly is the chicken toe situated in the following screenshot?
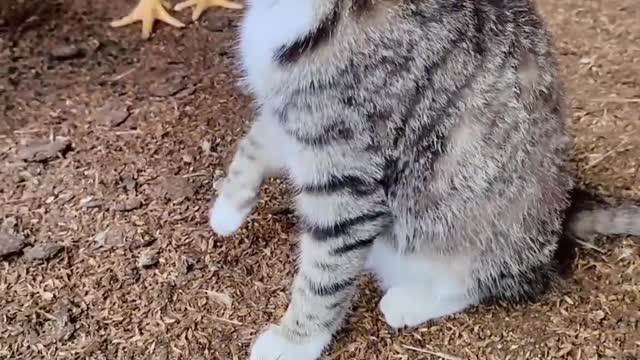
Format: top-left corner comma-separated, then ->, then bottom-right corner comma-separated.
174,0 -> 242,21
111,0 -> 185,39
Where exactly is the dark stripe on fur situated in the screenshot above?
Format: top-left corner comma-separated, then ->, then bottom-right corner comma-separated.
350,0 -> 373,15
306,276 -> 357,297
412,50 -> 485,150
315,261 -> 340,272
301,175 -> 380,196
305,211 -> 389,241
275,3 -> 341,64
330,233 -> 378,256
390,29 -> 467,148
289,327 -> 309,339
381,158 -> 410,198
326,299 -> 344,310
286,122 -> 355,147
320,319 -> 336,331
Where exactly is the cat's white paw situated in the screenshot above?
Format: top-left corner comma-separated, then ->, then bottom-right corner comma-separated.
209,195 -> 250,236
249,325 -> 331,360
380,287 -> 472,329
379,287 -> 432,329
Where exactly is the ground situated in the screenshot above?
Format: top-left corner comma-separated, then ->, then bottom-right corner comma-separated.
0,0 -> 638,359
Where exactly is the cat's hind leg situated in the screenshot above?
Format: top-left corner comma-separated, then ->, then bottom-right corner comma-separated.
367,239 -> 478,329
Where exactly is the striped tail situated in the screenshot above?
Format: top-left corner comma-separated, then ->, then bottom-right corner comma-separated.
564,188 -> 640,241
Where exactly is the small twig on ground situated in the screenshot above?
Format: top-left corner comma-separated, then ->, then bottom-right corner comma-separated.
112,130 -> 142,135
590,97 -> 640,104
109,67 -> 137,82
182,172 -> 209,178
575,239 -> 607,254
584,142 -> 634,170
401,344 -> 464,360
210,316 -> 242,326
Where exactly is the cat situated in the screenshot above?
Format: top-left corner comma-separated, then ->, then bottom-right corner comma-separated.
207,0 -> 640,359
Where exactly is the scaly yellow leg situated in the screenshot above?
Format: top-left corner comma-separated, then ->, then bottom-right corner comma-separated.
111,0 -> 186,39
174,0 -> 243,21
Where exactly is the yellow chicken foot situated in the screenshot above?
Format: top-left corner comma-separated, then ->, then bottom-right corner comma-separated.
174,0 -> 243,21
110,0 -> 185,39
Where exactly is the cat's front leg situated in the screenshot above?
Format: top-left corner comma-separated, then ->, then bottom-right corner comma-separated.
209,113 -> 285,236
249,184 -> 390,360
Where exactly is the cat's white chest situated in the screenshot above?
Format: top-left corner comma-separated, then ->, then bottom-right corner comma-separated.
239,0 -> 316,99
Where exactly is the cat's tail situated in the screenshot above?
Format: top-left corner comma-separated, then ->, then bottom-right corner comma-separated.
563,188 -> 640,241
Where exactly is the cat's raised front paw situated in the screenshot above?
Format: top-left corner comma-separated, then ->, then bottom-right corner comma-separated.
249,325 -> 330,360
208,195 -> 251,236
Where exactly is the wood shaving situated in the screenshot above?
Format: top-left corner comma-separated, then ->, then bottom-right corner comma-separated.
22,243 -> 64,261
137,248 -> 159,268
204,290 -> 233,308
157,175 -> 195,201
49,44 -> 84,60
16,138 -> 71,162
112,197 -> 143,212
0,231 -> 26,257
93,99 -> 130,128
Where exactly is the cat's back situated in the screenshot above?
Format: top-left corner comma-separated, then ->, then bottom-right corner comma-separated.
239,0 -> 571,233
239,0 -> 558,106
381,0 -> 573,255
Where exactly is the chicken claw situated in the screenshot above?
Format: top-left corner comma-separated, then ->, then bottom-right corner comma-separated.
174,0 -> 243,21
111,0 -> 186,39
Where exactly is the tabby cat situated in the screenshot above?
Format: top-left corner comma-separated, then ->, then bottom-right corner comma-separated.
208,0 -> 640,359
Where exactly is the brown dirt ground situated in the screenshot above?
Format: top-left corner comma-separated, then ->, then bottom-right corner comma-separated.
0,0 -> 639,359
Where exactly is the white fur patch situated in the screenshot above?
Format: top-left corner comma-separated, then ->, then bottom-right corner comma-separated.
240,0 -> 316,98
379,286 -> 429,328
209,195 -> 251,236
367,239 -> 476,328
366,238 -> 474,291
379,286 -> 472,328
249,325 -> 331,360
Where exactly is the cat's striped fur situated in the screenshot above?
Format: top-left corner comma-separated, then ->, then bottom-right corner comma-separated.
207,0 -> 640,359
